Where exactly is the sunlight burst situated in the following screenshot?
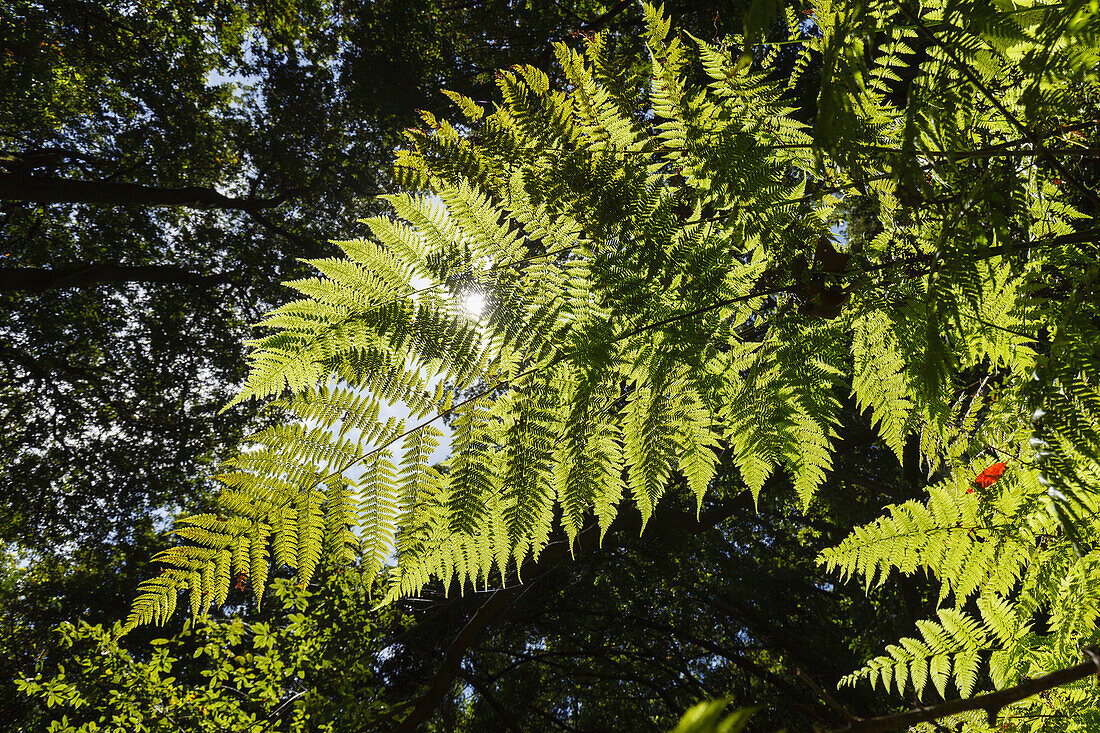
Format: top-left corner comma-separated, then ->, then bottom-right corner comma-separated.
459,290 -> 487,319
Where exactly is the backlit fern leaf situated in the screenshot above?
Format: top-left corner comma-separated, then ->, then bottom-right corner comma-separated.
820,470 -> 1034,600
129,6 -> 1100,688
840,607 -> 992,699
851,309 -> 912,463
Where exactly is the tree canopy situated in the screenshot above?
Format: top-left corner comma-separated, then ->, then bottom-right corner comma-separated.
6,0 -> 1100,731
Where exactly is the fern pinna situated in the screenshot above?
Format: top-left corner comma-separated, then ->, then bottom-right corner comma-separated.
130,2 -> 1100,726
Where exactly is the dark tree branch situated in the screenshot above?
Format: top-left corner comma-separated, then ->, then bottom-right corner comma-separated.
247,209 -> 320,250
797,669 -> 857,724
0,174 -> 305,211
457,668 -> 525,733
0,146 -> 109,174
0,264 -> 233,293
392,585 -> 526,733
0,339 -> 104,382
581,0 -> 634,31
869,146 -> 1100,160
829,647 -> 1100,733
389,496 -> 755,732
620,614 -> 834,727
548,651 -> 685,713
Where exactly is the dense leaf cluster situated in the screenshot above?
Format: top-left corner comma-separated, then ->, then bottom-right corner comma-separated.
20,568 -> 392,732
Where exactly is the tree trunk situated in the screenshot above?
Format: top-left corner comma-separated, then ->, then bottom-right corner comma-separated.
0,264 -> 233,292
0,174 -> 296,211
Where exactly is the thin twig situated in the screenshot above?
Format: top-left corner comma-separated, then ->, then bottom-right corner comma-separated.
798,668 -> 858,723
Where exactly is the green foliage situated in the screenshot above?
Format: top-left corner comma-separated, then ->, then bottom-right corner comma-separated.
19,568 -> 391,733
128,0 -> 1100,728
820,470 -> 1035,602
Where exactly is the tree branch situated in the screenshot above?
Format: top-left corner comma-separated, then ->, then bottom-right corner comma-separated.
247,209 -> 320,250
580,0 -> 634,31
457,668 -> 526,733
829,647 -> 1100,733
0,174 -> 304,211
388,496 -> 754,731
620,614 -> 834,726
0,264 -> 234,293
392,585 -> 526,733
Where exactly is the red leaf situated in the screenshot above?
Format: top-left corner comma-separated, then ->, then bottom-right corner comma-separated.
973,462 -> 1007,489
